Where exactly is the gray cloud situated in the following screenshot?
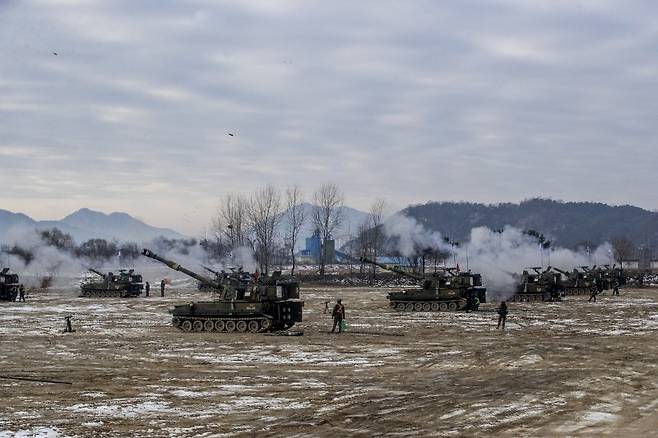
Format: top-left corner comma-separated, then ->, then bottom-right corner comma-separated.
1,0 -> 658,234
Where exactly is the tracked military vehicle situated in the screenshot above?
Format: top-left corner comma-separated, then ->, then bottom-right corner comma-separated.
510,267 -> 563,302
80,268 -> 144,298
551,267 -> 595,295
142,249 -> 303,332
0,268 -> 21,301
359,257 -> 486,312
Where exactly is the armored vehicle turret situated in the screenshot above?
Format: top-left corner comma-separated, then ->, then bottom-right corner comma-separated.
0,268 -> 21,301
142,249 -> 304,332
80,268 -> 144,298
359,257 -> 486,312
551,267 -> 595,295
510,267 -> 563,302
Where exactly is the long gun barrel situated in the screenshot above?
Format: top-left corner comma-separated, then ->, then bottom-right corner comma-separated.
552,267 -> 570,276
203,266 -> 221,276
88,268 -> 107,279
359,256 -> 424,281
141,249 -> 222,290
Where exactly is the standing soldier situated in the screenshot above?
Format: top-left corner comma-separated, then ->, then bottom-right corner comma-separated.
496,301 -> 508,329
18,285 -> 26,302
160,279 -> 166,297
331,299 -> 346,333
145,281 -> 150,297
64,315 -> 75,333
613,280 -> 620,296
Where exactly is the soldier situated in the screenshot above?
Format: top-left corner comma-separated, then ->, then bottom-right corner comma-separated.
331,299 -> 346,333
18,285 -> 25,302
588,288 -> 597,302
496,301 -> 508,329
64,315 -> 75,333
324,300 -> 329,314
613,280 -> 620,296
160,279 -> 166,297
145,281 -> 150,297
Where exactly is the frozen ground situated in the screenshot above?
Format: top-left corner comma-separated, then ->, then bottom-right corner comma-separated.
1,286 -> 658,437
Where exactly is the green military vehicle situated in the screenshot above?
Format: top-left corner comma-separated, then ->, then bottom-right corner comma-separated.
511,267 -> 564,302
0,268 -> 21,301
551,267 -> 595,295
359,256 -> 486,311
141,249 -> 304,332
80,268 -> 144,298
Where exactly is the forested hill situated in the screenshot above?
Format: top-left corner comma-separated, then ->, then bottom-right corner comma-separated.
402,199 -> 658,249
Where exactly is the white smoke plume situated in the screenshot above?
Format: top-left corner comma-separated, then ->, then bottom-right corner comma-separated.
383,215 -> 616,301
384,214 -> 449,256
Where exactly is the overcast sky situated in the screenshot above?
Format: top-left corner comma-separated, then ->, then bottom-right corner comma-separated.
2,0 -> 658,235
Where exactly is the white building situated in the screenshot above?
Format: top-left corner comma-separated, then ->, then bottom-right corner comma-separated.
621,260 -> 640,270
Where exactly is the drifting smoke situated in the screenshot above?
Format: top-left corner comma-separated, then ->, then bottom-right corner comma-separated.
384,214 -> 447,256
383,214 -> 615,301
1,227 -> 83,288
226,246 -> 258,272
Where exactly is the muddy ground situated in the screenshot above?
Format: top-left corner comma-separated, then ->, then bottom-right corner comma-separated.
1,286 -> 658,437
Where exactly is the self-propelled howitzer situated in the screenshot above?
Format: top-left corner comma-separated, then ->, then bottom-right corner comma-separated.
551,267 -> 594,295
80,267 -> 143,298
510,266 -> 563,302
141,249 -> 303,333
0,268 -> 21,301
359,256 -> 486,312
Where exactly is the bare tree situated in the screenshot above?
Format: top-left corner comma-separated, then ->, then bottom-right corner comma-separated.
248,185 -> 282,274
213,194 -> 250,249
611,237 -> 634,267
285,185 -> 305,276
312,183 -> 344,276
368,198 -> 386,283
356,220 -> 371,274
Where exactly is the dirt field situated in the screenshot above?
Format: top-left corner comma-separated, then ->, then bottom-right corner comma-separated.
1,286 -> 658,437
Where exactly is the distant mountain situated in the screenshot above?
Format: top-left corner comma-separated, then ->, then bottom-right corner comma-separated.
0,208 -> 186,244
278,202 -> 370,249
401,199 -> 658,249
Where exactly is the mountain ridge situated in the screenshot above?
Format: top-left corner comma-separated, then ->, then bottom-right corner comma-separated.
0,208 -> 186,244
401,198 -> 658,250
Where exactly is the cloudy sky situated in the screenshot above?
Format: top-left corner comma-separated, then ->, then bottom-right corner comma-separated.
1,0 -> 657,235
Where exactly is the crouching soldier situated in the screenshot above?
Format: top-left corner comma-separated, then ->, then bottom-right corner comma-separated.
331,299 -> 346,333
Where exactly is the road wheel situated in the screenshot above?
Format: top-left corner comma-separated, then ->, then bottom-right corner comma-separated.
204,320 -> 214,332
236,321 -> 247,332
422,303 -> 431,312
439,302 -> 448,311
430,302 -> 440,311
448,302 -> 457,311
247,320 -> 260,333
260,318 -> 272,331
181,320 -> 192,331
414,303 -> 423,312
396,302 -> 405,311
214,320 -> 226,332
225,320 -> 237,332
193,320 -> 204,332
405,303 -> 414,311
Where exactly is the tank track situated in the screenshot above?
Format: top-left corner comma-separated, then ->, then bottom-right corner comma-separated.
510,293 -> 551,302
80,289 -> 132,298
389,300 -> 461,312
172,316 -> 278,333
563,287 -> 595,295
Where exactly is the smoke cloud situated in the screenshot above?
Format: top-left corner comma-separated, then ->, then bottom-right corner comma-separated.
383,214 -> 615,301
